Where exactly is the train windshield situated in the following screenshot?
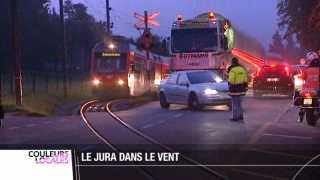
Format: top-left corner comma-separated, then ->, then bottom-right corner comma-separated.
96,55 -> 127,73
171,28 -> 218,53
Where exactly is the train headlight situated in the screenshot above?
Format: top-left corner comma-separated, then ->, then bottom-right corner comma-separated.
92,79 -> 101,86
154,79 -> 161,85
118,79 -> 125,86
204,88 -> 218,95
108,43 -> 115,50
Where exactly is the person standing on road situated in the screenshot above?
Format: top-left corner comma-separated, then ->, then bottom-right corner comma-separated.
228,57 -> 248,121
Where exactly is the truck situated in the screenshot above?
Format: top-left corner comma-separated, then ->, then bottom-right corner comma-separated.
169,12 -> 265,77
169,12 -> 233,72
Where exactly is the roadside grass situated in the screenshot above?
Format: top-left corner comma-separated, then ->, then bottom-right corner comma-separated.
2,80 -> 95,116
2,77 -> 159,116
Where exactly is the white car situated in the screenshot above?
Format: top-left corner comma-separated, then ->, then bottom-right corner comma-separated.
158,70 -> 231,110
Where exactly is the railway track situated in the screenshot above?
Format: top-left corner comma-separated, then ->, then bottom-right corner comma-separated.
80,99 -> 229,180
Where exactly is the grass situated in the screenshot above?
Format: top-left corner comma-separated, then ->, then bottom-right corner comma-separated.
2,76 -> 159,116
2,80 -> 95,116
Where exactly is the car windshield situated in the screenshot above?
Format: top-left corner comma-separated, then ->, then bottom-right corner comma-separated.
187,71 -> 221,84
96,56 -> 127,73
171,28 -> 218,53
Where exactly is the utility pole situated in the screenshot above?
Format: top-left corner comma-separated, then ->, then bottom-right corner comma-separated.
144,11 -> 150,60
10,0 -> 23,106
106,0 -> 111,34
59,0 -> 68,98
0,70 -> 3,128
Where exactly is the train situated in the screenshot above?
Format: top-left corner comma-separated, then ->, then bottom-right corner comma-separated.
90,36 -> 170,97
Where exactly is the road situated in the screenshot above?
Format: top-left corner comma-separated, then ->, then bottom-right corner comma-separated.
0,96 -> 320,179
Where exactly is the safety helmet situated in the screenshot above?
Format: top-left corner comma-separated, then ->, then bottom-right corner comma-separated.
306,51 -> 319,61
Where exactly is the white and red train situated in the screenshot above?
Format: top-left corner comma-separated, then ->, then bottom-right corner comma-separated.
90,36 -> 170,97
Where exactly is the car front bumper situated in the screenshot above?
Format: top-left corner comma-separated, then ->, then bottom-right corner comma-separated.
198,93 -> 231,105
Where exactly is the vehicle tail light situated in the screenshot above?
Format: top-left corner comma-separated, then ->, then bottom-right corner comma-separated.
284,66 -> 290,76
256,67 -> 261,77
303,92 -> 312,98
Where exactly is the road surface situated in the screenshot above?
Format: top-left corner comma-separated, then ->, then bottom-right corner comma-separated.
1,96 -> 320,179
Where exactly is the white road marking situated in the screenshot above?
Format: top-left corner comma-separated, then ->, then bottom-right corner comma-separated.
8,126 -> 21,130
248,103 -> 292,144
141,120 -> 166,129
173,113 -> 183,118
263,133 -> 313,140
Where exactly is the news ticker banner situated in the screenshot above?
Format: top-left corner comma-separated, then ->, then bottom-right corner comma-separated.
0,150 -> 74,180
1,147 -> 319,179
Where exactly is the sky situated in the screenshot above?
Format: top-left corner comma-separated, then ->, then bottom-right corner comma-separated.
53,0 -> 279,49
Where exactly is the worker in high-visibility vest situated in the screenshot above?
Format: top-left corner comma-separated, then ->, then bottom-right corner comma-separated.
224,20 -> 235,52
228,57 -> 248,121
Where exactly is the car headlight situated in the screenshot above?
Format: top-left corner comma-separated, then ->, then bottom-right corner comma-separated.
92,79 -> 101,86
215,77 -> 223,83
118,79 -> 125,86
204,88 -> 218,95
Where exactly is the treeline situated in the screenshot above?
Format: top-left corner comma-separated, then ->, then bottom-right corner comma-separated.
265,0 -> 320,64
234,29 -> 266,59
0,0 -> 106,74
277,0 -> 320,51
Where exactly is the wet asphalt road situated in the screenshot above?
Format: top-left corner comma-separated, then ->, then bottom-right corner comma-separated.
1,96 -> 320,179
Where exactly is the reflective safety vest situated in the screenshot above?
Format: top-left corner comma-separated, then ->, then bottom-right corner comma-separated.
224,27 -> 235,51
301,67 -> 320,96
228,66 -> 248,85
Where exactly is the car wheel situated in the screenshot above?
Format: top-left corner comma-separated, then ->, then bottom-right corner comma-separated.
188,93 -> 202,110
227,102 -> 232,111
159,92 -> 170,109
305,109 -> 317,126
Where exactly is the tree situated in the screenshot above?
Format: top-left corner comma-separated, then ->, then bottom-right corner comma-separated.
284,34 -> 305,62
64,0 -> 106,72
269,31 -> 285,59
277,0 -> 320,50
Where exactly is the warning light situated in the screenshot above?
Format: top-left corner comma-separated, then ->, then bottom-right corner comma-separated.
177,15 -> 183,22
129,51 -> 135,57
300,58 -> 306,65
208,12 -> 216,21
